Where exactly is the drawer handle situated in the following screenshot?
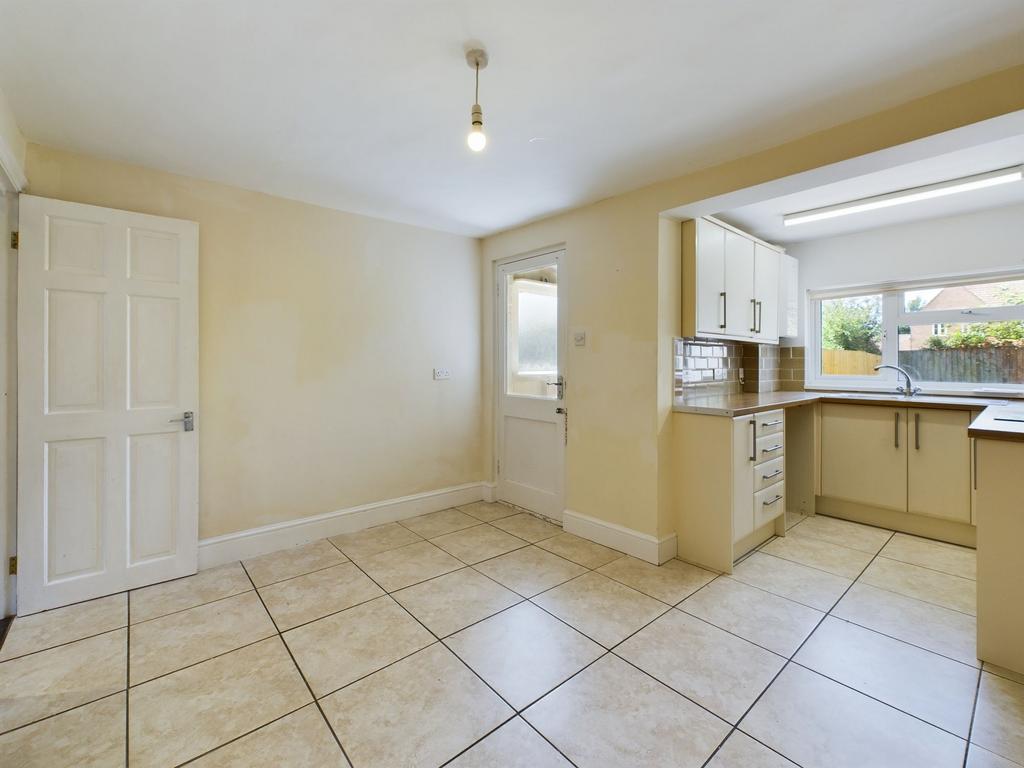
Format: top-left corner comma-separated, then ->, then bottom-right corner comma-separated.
763,495 -> 783,507
761,420 -> 783,427
761,444 -> 783,454
762,469 -> 783,481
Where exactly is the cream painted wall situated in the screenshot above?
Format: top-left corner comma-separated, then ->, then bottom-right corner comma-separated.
787,202 -> 1024,346
482,64 -> 1024,541
0,85 -> 26,187
25,145 -> 483,538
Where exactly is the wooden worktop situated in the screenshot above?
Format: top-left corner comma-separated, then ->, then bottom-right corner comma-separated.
673,390 -> 1013,417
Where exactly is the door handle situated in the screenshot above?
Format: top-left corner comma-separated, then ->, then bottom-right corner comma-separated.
761,444 -> 783,454
169,411 -> 195,432
749,418 -> 756,461
750,298 -> 757,333
762,494 -> 783,507
757,301 -> 763,334
762,469 -> 783,481
761,420 -> 782,427
545,376 -> 565,399
914,412 -> 920,450
720,292 -> 727,329
894,411 -> 900,449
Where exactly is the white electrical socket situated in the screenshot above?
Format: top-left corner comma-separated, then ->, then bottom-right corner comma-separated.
433,368 -> 451,380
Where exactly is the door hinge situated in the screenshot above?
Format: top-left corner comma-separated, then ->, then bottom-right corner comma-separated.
10,231 -> 18,250
8,556 -> 16,575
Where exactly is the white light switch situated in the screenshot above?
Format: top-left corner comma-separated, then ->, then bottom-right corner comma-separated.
433,368 -> 451,380
573,331 -> 587,347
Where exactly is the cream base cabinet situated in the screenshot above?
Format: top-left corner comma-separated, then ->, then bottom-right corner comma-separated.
908,408 -> 972,523
820,404 -> 907,512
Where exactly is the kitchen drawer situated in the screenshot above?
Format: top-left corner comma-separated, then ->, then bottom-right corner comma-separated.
754,481 -> 785,527
754,456 -> 784,492
755,432 -> 785,465
754,410 -> 784,437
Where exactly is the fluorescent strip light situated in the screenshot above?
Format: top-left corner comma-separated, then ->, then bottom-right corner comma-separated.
783,165 -> 1024,226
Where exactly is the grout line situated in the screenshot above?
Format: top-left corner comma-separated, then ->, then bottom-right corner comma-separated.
849,579 -> 978,619
130,586 -> 254,628
239,560 -> 356,768
174,702 -> 320,767
876,552 -> 976,582
246,558 -> 353,590
962,666 -> 984,768
0,689 -> 127,740
0,623 -> 128,664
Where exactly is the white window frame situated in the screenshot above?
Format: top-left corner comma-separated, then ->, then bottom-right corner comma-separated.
807,274 -> 1024,397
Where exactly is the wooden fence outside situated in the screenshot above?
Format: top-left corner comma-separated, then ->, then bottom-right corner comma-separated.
822,349 -> 881,375
821,346 -> 1024,382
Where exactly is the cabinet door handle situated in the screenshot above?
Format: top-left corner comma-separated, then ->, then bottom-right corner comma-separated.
750,298 -> 757,333
914,412 -> 920,450
763,495 -> 783,507
762,469 -> 783,481
720,292 -> 727,329
894,411 -> 900,449
762,444 -> 783,454
973,438 -> 978,490
757,300 -> 763,334
749,418 -> 756,461
761,419 -> 783,427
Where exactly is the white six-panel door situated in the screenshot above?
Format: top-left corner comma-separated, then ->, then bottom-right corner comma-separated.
17,195 -> 198,614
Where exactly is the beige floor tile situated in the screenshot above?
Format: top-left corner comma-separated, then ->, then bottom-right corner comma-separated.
258,562 -> 384,630
789,514 -> 892,554
832,583 -> 978,666
130,591 -> 276,683
731,551 -> 852,612
535,533 -> 623,569
742,664 -> 966,768
524,654 -> 730,768
0,692 -> 125,768
320,643 -> 513,768
393,568 -> 521,637
680,577 -> 822,657
446,602 -> 604,709
707,731 -> 797,768
972,672 -> 1024,765
328,522 -> 422,559
448,717 -> 572,767
190,704 -> 347,767
795,616 -> 978,737
0,593 -> 126,661
354,540 -> 464,592
618,608 -> 785,723
0,629 -> 126,734
983,663 -> 1024,686
400,508 -> 479,538
128,636 -> 310,768
880,533 -> 976,580
861,557 -> 976,615
130,562 -> 253,624
967,745 -> 1023,768
597,556 -> 716,605
283,596 -> 434,697
761,535 -> 872,578
243,539 -> 347,587
532,572 -> 668,648
490,512 -> 562,543
457,501 -> 519,523
431,524 -> 528,564
474,546 -> 587,597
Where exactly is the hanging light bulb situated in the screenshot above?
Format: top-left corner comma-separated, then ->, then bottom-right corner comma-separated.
465,48 -> 488,152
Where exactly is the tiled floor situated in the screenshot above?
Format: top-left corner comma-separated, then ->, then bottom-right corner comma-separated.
1,503 -> 1023,767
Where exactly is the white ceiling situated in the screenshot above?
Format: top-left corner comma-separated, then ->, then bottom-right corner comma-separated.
1,1 -> 1023,236
716,135 -> 1024,245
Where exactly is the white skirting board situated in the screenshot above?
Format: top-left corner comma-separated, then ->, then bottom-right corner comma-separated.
199,481 -> 491,569
562,509 -> 677,565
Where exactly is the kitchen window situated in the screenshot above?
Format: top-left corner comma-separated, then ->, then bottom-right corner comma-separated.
808,276 -> 1024,394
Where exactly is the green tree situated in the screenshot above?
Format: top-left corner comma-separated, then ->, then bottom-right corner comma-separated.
822,298 -> 882,354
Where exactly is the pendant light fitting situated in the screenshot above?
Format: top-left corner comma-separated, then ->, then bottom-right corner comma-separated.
466,48 -> 488,152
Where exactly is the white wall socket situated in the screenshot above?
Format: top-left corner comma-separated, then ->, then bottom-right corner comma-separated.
433,367 -> 451,380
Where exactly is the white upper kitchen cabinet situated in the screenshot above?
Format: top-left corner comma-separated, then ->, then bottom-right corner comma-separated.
682,216 -> 795,344
694,218 -> 726,335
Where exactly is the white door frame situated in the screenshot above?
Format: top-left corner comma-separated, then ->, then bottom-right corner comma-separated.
493,246 -> 567,520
